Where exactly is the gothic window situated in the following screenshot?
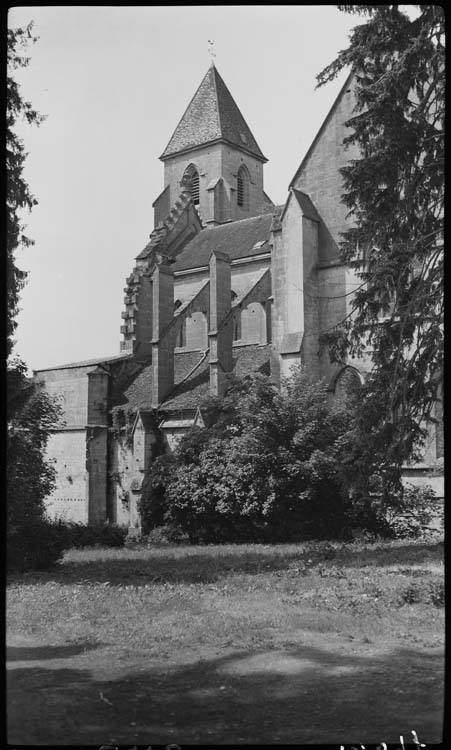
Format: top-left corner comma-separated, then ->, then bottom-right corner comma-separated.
334,366 -> 362,401
185,311 -> 207,350
241,302 -> 266,344
237,165 -> 250,209
177,320 -> 186,348
233,310 -> 241,342
183,164 -> 200,205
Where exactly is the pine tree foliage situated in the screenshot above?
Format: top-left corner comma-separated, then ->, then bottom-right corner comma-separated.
7,22 -> 44,358
6,23 -> 67,571
317,6 -> 444,471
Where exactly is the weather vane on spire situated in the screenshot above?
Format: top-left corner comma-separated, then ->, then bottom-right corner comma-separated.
208,39 -> 216,64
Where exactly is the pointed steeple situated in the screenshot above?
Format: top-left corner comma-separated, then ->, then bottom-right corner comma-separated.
160,66 -> 267,163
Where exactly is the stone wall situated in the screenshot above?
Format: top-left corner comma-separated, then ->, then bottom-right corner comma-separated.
36,365 -> 92,523
300,216 -> 320,381
162,142 -> 268,225
36,365 -> 93,426
271,192 -> 319,382
44,429 -> 88,523
293,77 -> 358,262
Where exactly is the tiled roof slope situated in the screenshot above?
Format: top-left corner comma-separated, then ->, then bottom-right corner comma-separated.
35,352 -> 132,373
160,65 -> 267,162
163,344 -> 271,412
292,189 -> 321,222
172,213 -> 273,272
121,345 -> 271,414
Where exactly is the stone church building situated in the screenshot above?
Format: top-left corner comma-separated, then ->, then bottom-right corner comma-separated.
35,64 -> 443,528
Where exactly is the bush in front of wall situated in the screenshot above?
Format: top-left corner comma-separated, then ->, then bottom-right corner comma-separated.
144,524 -> 190,546
7,518 -> 70,573
64,521 -> 128,549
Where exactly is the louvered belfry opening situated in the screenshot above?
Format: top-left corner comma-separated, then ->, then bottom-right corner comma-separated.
237,165 -> 249,209
183,164 -> 200,205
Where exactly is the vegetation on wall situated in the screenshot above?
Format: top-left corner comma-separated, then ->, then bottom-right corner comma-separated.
317,5 -> 444,500
111,405 -> 137,446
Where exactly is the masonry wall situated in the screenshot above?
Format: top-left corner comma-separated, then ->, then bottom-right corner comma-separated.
109,417 -> 160,529
219,143 -> 268,221
163,142 -> 268,225
173,260 -> 271,352
293,80 -> 358,262
37,365 -> 92,425
174,271 -> 209,302
271,197 -> 306,381
36,365 -> 94,521
230,259 -> 271,297
44,430 -> 87,523
300,216 -> 320,380
174,259 -> 270,306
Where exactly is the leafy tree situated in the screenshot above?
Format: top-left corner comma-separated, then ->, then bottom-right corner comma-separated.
7,368 -> 66,571
7,21 -> 44,358
141,369 -> 360,543
317,6 -> 444,495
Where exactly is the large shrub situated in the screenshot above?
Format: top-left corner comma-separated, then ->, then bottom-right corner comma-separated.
141,368 -> 360,543
7,518 -> 70,572
383,483 -> 436,539
63,521 -> 128,549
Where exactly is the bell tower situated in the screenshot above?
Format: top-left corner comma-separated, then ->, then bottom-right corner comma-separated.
154,64 -> 273,227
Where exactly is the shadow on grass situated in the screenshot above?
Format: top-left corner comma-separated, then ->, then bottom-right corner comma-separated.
7,642 -> 103,662
7,641 -> 444,745
7,539 -> 443,588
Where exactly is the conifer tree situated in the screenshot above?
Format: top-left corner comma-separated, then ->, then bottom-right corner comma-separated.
317,5 -> 444,493
7,22 -> 65,570
7,22 -> 45,358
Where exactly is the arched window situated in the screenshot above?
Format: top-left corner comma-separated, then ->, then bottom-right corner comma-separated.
183,164 -> 200,205
185,311 -> 207,350
177,320 -> 186,348
333,366 -> 362,401
241,302 -> 266,344
233,310 -> 241,342
237,165 -> 250,210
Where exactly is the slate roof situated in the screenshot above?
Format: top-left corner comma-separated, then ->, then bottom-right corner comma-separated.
160,65 -> 267,162
121,344 -> 271,414
172,213 -> 273,272
292,189 -> 321,222
164,344 -> 271,412
35,352 -> 133,373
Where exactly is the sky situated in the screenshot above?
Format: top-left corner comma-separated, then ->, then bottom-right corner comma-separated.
9,5 -> 358,372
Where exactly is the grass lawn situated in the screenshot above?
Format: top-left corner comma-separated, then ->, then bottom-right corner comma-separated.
7,536 -> 444,745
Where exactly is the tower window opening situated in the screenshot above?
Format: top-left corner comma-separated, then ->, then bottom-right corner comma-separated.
237,165 -> 249,209
183,164 -> 200,205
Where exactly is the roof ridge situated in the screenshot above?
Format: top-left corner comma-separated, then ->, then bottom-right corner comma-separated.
212,66 -> 227,144
204,212 -> 271,232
